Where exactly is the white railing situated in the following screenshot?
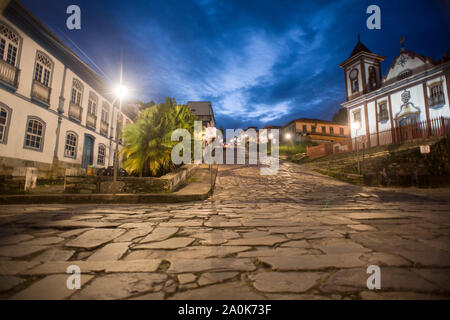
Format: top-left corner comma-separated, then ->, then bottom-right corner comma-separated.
31,80 -> 51,104
86,113 -> 97,129
100,120 -> 109,136
0,59 -> 20,88
69,102 -> 82,121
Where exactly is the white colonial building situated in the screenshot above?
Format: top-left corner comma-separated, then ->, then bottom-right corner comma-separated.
340,36 -> 450,147
0,1 -> 133,178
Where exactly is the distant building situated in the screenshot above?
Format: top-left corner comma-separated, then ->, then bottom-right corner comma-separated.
0,1 -> 133,178
340,36 -> 450,147
262,125 -> 281,130
187,101 -> 216,128
121,100 -> 144,121
281,118 -> 349,143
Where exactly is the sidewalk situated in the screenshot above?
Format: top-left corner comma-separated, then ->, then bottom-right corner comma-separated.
0,165 -> 218,205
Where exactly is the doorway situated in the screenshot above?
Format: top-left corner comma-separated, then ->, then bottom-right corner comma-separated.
81,134 -> 95,169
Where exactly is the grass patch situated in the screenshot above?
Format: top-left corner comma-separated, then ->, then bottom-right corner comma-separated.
272,142 -> 316,162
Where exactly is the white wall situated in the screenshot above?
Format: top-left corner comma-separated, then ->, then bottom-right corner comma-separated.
0,91 -> 57,164
347,73 -> 450,140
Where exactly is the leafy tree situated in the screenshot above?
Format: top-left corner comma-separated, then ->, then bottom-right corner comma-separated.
120,97 -> 198,177
139,100 -> 156,111
332,107 -> 348,124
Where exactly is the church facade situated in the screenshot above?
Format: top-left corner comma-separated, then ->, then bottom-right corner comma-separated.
0,1 -> 133,178
340,36 -> 450,147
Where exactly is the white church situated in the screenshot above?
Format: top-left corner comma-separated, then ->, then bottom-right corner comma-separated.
340,36 -> 450,148
0,1 -> 133,178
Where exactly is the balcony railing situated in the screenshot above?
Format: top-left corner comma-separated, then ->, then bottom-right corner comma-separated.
0,59 -> 20,89
69,102 -> 82,121
428,95 -> 445,108
31,79 -> 51,104
86,112 -> 97,129
100,120 -> 109,136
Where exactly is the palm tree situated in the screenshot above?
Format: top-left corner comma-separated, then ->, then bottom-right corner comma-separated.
120,98 -> 197,177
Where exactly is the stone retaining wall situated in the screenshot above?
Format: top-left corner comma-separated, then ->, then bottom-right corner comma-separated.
361,136 -> 450,187
65,164 -> 196,194
0,155 -> 82,179
0,167 -> 38,193
0,175 -> 26,193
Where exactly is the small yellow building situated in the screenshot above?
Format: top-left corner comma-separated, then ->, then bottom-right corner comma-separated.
281,118 -> 349,143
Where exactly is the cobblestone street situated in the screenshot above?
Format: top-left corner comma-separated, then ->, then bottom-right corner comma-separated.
1,162 -> 449,300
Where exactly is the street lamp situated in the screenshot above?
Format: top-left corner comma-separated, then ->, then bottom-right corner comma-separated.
113,84 -> 128,182
351,121 -> 361,175
114,85 -> 128,100
285,132 -> 292,154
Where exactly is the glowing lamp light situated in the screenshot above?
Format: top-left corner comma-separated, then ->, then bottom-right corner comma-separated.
114,85 -> 128,99
351,121 -> 361,131
285,133 -> 291,140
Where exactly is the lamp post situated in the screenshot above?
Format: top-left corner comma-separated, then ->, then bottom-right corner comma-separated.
113,84 -> 128,182
351,121 -> 361,175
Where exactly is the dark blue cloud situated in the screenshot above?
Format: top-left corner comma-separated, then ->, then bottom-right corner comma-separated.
20,0 -> 450,129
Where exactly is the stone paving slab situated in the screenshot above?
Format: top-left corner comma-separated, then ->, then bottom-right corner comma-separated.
320,267 -> 440,293
71,273 -> 167,300
0,162 -> 449,299
139,227 -> 179,243
65,229 -> 126,249
167,258 -> 256,273
22,260 -> 162,275
134,237 -> 195,249
260,253 -> 367,271
251,272 -> 323,293
10,274 -> 94,300
87,243 -> 131,261
169,282 -> 265,300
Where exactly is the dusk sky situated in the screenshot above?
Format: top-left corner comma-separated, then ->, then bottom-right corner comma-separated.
20,0 -> 450,129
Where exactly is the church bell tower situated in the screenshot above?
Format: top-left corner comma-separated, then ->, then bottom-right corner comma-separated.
339,35 -> 385,101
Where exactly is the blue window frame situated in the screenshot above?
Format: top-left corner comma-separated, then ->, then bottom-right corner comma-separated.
64,131 -> 78,159
0,103 -> 12,144
97,143 -> 106,165
23,116 -> 46,152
